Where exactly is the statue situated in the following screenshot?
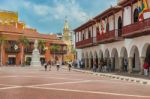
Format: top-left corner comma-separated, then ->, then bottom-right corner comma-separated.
34,40 -> 38,49
31,39 -> 41,67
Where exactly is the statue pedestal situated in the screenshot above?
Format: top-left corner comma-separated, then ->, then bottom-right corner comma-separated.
31,49 -> 41,67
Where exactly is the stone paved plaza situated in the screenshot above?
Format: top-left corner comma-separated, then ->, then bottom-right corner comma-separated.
0,66 -> 149,99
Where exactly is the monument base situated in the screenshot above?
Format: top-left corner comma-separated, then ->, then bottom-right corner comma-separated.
31,61 -> 41,67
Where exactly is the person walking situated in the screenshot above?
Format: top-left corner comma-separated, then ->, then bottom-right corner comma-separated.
44,62 -> 48,71
143,60 -> 150,76
48,60 -> 52,71
68,61 -> 72,71
123,59 -> 128,72
56,60 -> 60,71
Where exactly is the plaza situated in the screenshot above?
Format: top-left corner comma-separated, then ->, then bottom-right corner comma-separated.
0,66 -> 149,99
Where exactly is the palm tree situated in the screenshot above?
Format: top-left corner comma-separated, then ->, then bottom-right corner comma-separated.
18,36 -> 29,65
38,39 -> 46,54
50,44 -> 60,60
0,35 -> 6,66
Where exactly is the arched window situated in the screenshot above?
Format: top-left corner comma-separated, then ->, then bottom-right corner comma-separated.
133,8 -> 139,23
118,16 -> 122,36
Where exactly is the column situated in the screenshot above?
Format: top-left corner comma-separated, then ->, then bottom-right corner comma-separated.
128,57 -> 133,74
140,57 -> 145,75
119,57 -> 123,72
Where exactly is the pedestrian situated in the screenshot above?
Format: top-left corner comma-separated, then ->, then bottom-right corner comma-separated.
103,59 -> 107,72
68,61 -> 72,71
143,60 -> 150,76
123,58 -> 128,72
44,62 -> 48,71
56,60 -> 60,71
48,60 -> 52,71
107,58 -> 111,72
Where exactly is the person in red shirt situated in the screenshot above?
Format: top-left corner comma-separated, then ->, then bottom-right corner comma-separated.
143,60 -> 150,76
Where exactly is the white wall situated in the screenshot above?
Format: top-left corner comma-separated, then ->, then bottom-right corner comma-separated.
123,6 -> 131,26
108,15 -> 114,31
93,24 -> 96,37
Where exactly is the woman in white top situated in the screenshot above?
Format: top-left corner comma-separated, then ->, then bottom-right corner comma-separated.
56,61 -> 60,71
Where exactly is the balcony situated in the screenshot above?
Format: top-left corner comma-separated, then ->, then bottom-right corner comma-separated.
50,50 -> 67,54
24,48 -> 33,54
97,30 -> 117,43
39,50 -> 46,55
5,48 -> 20,53
76,37 -> 95,48
122,18 -> 150,38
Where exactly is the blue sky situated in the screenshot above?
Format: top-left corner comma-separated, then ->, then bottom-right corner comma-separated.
0,0 -> 117,34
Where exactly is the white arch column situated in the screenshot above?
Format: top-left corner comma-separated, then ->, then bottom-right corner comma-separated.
128,57 -> 133,74
140,57 -> 145,75
84,58 -> 87,69
119,57 -> 123,72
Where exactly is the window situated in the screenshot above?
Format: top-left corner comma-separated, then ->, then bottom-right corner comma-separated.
118,16 -> 122,36
133,8 -> 139,23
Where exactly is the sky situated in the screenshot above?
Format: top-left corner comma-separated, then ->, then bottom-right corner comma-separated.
0,0 -> 117,34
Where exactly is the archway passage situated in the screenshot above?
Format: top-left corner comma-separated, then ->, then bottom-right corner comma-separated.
118,16 -> 122,37
133,8 -> 139,23
8,57 -> 16,65
95,53 -> 98,69
132,47 -> 140,72
146,45 -> 150,64
91,57 -> 93,69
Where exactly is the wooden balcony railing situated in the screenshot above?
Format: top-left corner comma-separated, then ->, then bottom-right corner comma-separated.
122,18 -> 150,37
76,38 -> 94,48
50,50 -> 67,54
97,30 -> 116,43
5,48 -> 20,53
24,48 -> 33,54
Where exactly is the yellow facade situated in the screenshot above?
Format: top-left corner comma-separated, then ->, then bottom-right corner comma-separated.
0,11 -> 18,24
0,10 -> 26,29
63,19 -> 74,61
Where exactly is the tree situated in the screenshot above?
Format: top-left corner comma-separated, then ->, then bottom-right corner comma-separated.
0,35 -> 6,66
50,45 -> 61,60
38,39 -> 46,54
18,36 -> 29,65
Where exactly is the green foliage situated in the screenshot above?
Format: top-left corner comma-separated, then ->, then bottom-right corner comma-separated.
19,36 -> 29,47
50,44 -> 61,52
38,39 -> 46,50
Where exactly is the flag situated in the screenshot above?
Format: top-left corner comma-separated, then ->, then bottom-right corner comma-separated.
138,0 -> 149,21
14,44 -> 18,50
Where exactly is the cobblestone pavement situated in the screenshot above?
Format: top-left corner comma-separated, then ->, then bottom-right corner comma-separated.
0,66 -> 150,99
